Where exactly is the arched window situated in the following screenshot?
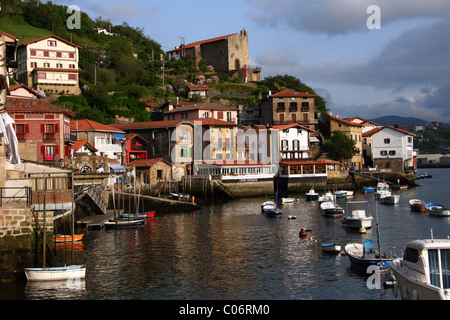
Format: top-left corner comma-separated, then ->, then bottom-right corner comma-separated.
235,59 -> 240,70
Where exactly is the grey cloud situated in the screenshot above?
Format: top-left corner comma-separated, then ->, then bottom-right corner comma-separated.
246,0 -> 450,35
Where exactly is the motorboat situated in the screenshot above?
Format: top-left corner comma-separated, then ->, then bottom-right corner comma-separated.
344,240 -> 390,273
318,192 -> 333,204
362,186 -> 375,193
306,188 -> 319,201
425,202 -> 450,217
409,199 -> 426,212
320,201 -> 344,217
321,243 -> 341,253
342,201 -> 373,229
281,197 -> 295,204
375,182 -> 391,199
379,194 -> 400,205
120,211 -> 156,220
261,201 -> 277,213
25,265 -> 86,282
334,190 -> 348,199
390,238 -> 450,300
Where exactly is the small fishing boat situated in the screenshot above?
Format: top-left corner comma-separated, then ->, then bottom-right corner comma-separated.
264,208 -> 282,218
306,188 -> 319,201
320,201 -> 344,217
120,211 -> 156,220
390,238 -> 450,300
379,194 -> 400,205
344,240 -> 390,273
53,233 -> 84,243
362,186 -> 375,193
261,201 -> 277,213
318,192 -> 333,204
104,219 -> 146,228
334,190 -> 347,199
375,182 -> 391,199
415,173 -> 433,180
409,199 -> 426,212
342,201 -> 373,229
321,243 -> 341,253
25,265 -> 86,282
425,202 -> 450,217
281,197 -> 295,203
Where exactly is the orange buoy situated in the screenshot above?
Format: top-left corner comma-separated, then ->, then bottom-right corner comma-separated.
299,228 -> 307,237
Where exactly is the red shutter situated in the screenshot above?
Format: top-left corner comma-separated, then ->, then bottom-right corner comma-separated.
55,145 -> 59,155
41,124 -> 45,133
25,124 -> 30,133
41,145 -> 45,155
55,124 -> 59,133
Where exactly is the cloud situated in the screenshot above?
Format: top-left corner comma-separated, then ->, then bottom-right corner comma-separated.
256,48 -> 302,77
302,17 -> 450,90
246,0 -> 450,35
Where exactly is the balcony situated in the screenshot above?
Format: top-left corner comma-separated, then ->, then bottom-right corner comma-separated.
43,133 -> 56,141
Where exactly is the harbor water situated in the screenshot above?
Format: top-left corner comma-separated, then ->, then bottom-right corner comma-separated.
1,168 -> 449,300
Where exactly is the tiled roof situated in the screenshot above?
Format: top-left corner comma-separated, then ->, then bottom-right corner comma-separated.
124,133 -> 148,143
71,140 -> 98,152
272,123 -> 315,132
110,118 -> 237,130
329,114 -> 364,127
6,97 -> 75,117
8,84 -> 42,98
363,126 -> 415,137
188,85 -> 210,90
21,34 -> 82,48
0,30 -> 17,40
129,157 -> 170,167
164,102 -> 237,114
167,33 -> 236,53
271,89 -> 317,98
71,119 -> 125,133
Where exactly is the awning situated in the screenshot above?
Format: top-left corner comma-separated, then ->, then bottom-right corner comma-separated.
112,133 -> 126,139
109,163 -> 126,173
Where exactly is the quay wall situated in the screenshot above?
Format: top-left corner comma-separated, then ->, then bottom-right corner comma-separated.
0,206 -> 54,281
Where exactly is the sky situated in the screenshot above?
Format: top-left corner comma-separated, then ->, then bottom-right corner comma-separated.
51,0 -> 450,123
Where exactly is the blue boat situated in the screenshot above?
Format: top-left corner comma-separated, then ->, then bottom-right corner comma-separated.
363,186 -> 375,193
344,240 -> 391,273
261,201 -> 282,217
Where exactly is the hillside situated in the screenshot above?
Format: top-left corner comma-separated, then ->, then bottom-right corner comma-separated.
0,0 -> 327,125
370,115 -> 450,128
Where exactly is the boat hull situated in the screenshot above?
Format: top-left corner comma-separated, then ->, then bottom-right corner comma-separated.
390,259 -> 449,300
104,219 -> 146,228
379,195 -> 400,205
322,244 -> 341,253
344,244 -> 390,273
306,193 -> 319,201
120,211 -> 156,220
53,233 -> 84,243
425,202 -> 450,216
25,265 -> 86,281
342,217 -> 373,229
264,208 -> 282,218
409,199 -> 426,212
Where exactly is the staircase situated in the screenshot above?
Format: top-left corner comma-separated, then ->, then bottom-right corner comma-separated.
214,180 -> 239,200
74,185 -> 107,214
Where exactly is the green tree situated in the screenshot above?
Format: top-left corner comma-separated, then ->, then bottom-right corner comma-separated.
323,131 -> 360,162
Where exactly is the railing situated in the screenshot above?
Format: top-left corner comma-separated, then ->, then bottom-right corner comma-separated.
0,187 -> 32,207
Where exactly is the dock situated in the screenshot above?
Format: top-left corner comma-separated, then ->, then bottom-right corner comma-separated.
77,210 -> 116,229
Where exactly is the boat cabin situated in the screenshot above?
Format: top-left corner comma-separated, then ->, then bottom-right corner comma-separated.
402,239 -> 450,289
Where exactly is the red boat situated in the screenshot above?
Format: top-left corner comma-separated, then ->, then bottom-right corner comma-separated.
409,199 -> 426,212
120,211 -> 156,220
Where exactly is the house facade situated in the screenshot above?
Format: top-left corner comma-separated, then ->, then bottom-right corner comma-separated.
163,102 -> 238,124
365,126 -> 415,172
6,97 -> 75,164
260,90 -> 318,129
70,119 -> 126,162
16,35 -> 81,95
123,133 -> 148,165
272,123 -> 315,161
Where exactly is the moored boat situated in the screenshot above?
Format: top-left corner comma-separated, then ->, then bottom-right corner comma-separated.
344,240 -> 390,273
425,202 -> 450,217
261,201 -> 277,213
321,243 -> 341,253
320,201 -> 344,217
318,192 -> 333,204
342,201 -> 373,229
25,265 -> 86,282
306,188 -> 319,201
379,194 -> 400,205
390,238 -> 450,300
409,199 -> 426,212
120,211 -> 156,220
104,218 -> 146,228
362,186 -> 375,193
281,197 -> 295,203
53,233 -> 84,243
334,190 -> 347,199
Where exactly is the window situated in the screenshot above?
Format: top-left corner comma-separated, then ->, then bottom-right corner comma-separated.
43,62 -> 50,68
429,249 -> 441,287
31,62 -> 37,68
43,51 -> 49,57
157,170 -> 163,180
380,150 -> 387,156
289,102 -> 298,112
48,40 -> 57,47
16,124 -> 27,140
293,140 -> 300,150
389,150 -> 396,156
30,50 -> 37,56
408,137 -> 412,143
68,74 -> 77,80
69,64 -> 76,69
153,146 -> 158,155
277,102 -> 285,112
384,138 -> 390,144
227,112 -> 232,122
57,52 -> 62,58
38,73 -> 47,79
56,63 -> 63,69
69,52 -> 75,59
204,111 -> 210,118
281,139 -> 288,151
301,102 -> 309,112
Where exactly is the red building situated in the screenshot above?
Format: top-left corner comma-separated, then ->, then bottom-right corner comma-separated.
124,133 -> 148,165
6,97 -> 75,164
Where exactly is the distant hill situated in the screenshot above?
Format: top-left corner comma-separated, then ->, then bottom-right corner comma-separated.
370,115 -> 450,128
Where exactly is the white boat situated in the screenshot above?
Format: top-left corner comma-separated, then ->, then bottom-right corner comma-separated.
306,188 -> 319,201
390,238 -> 450,300
342,201 -> 373,229
318,192 -> 333,204
320,201 -> 344,217
321,243 -> 341,253
25,265 -> 86,282
379,194 -> 400,205
344,241 -> 390,273
261,201 -> 277,213
281,197 -> 295,203
425,202 -> 450,217
375,182 -> 391,199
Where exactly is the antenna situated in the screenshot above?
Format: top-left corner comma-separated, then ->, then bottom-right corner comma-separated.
178,36 -> 185,59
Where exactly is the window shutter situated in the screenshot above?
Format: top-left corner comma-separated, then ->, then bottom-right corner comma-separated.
25,124 -> 30,133
41,145 -> 45,155
55,145 -> 59,155
41,124 -> 45,133
55,124 -> 59,133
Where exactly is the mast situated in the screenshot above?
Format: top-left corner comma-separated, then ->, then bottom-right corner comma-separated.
43,172 -> 47,268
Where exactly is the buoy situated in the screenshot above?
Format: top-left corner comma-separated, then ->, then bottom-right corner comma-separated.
287,215 -> 297,220
359,227 -> 366,234
296,199 -> 300,202
299,229 -> 307,237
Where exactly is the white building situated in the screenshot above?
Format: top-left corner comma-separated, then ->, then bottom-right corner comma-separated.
365,126 -> 415,172
16,35 -> 81,95
272,123 -> 315,161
